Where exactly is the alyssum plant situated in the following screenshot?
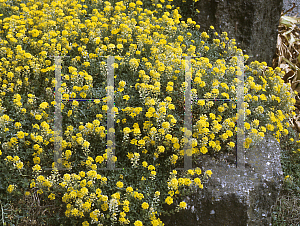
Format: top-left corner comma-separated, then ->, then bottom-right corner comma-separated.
0,0 -> 297,225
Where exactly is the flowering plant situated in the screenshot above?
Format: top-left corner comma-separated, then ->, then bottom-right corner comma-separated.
0,0 -> 296,225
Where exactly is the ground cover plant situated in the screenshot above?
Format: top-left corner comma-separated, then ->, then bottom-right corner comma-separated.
271,128 -> 300,225
0,0 -> 298,225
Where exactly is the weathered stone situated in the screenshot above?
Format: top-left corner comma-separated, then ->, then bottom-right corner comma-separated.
161,134 -> 283,225
195,0 -> 283,66
283,0 -> 300,17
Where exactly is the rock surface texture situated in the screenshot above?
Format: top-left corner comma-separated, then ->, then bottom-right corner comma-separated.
161,134 -> 284,225
195,0 -> 283,66
283,0 -> 300,17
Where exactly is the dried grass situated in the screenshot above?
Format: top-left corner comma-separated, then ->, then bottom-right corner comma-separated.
272,8 -> 300,137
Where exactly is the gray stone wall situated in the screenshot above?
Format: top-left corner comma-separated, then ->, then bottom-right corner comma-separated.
283,0 -> 300,16
195,0 -> 283,67
161,134 -> 283,225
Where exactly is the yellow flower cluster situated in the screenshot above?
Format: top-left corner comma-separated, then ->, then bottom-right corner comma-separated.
5,155 -> 24,170
0,0 -> 297,225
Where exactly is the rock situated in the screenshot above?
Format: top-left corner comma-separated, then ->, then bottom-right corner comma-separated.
161,134 -> 284,225
282,0 -> 300,17
195,0 -> 283,66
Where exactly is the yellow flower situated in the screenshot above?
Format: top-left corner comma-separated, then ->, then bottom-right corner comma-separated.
96,156 -> 104,164
187,169 -> 195,176
126,187 -> 133,193
162,122 -> 170,129
48,193 -> 55,200
77,137 -> 84,145
165,196 -> 173,205
158,146 -> 165,153
30,182 -> 36,188
141,202 -> 149,209
101,203 -> 108,211
123,95 -> 130,101
16,162 -> 24,169
32,164 -> 42,172
218,106 -> 225,112
116,181 -> 124,188
138,139 -> 145,146
266,124 -> 274,131
39,102 -> 49,109
227,142 -> 235,148
282,129 -> 288,136
251,129 -> 258,134
142,161 -> 148,168
33,144 -> 40,150
244,122 -> 250,130
72,100 -> 79,107
179,201 -> 187,209
66,110 -> 72,117
90,209 -> 100,221
197,100 -> 205,106
102,105 -> 108,111
82,221 -> 89,226
82,141 -> 90,149
7,185 -> 16,193
129,58 -> 139,70
184,178 -> 192,186
134,220 -> 143,226
256,106 -> 264,114
205,170 -> 212,177
80,179 -> 87,187
259,94 -> 267,101
35,115 -> 42,120
17,131 -> 25,139
168,178 -> 178,190
15,122 -> 22,129
116,43 -> 124,49
170,154 -> 178,164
